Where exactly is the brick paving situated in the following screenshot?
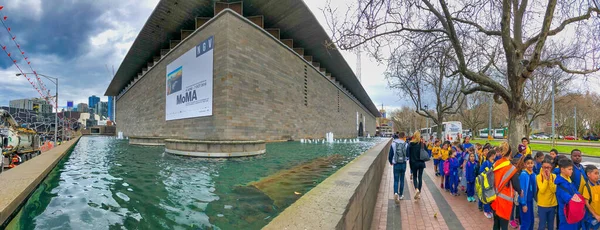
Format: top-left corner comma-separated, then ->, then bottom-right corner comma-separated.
371,161 -> 494,230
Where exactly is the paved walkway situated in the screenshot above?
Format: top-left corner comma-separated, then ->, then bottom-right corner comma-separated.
371,161 -> 494,230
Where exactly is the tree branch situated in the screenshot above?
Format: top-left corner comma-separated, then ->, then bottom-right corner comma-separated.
523,7 -> 600,50
462,85 -> 495,95
539,61 -> 600,75
451,17 -> 502,36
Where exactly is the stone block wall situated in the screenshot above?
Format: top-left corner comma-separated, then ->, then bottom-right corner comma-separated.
116,11 -> 377,141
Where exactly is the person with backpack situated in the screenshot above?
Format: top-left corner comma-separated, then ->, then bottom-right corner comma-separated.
555,158 -> 585,230
582,165 -> 600,230
479,149 -> 496,218
407,131 -> 426,200
491,142 -> 522,230
518,155 -> 537,230
537,155 -> 558,230
388,133 -> 408,203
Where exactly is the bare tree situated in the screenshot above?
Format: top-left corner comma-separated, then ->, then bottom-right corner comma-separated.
389,107 -> 427,134
524,68 -> 572,136
324,0 -> 600,146
386,41 -> 466,140
459,92 -> 487,138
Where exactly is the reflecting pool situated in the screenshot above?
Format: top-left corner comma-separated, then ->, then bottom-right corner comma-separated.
7,136 -> 384,230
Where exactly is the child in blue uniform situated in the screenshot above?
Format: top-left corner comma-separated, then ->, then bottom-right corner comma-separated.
479,149 -> 495,218
449,150 -> 460,196
465,152 -> 477,202
555,158 -> 584,230
519,155 -> 537,230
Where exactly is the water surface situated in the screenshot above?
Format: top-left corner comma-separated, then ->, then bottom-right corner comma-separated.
7,136 -> 383,230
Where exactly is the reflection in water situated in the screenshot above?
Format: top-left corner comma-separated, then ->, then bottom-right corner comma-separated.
8,136 -> 383,230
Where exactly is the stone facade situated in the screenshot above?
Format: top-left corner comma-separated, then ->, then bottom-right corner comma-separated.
116,11 -> 377,142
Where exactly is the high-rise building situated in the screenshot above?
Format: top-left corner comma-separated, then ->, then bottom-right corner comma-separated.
108,96 -> 114,121
76,103 -> 89,113
95,101 -> 108,119
9,98 -> 53,114
89,95 -> 100,109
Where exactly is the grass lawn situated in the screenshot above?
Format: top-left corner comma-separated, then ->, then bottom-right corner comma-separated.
533,139 -> 600,143
470,139 -> 600,157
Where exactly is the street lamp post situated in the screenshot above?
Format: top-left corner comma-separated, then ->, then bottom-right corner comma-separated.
551,77 -> 556,147
16,73 -> 58,145
574,105 -> 577,140
488,94 -> 493,140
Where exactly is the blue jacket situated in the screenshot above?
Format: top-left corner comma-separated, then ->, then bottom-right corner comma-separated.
553,166 -> 560,175
555,174 -> 582,230
572,163 -> 587,191
533,161 -> 542,175
466,161 -> 477,182
480,161 -> 494,174
449,157 -> 460,175
463,143 -> 473,150
518,170 -> 537,206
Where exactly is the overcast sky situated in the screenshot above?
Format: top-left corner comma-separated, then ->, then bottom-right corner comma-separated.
0,0 -> 597,112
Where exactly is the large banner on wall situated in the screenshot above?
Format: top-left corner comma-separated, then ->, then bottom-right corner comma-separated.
165,36 -> 214,121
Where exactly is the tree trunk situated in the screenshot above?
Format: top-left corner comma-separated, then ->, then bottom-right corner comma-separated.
507,106 -> 528,149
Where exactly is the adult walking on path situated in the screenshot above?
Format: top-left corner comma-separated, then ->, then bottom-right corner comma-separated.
388,132 -> 408,203
407,131 -> 426,200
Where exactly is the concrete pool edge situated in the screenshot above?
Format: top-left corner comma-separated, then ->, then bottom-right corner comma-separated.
164,139 -> 266,157
129,136 -> 166,146
0,136 -> 81,226
263,138 -> 392,229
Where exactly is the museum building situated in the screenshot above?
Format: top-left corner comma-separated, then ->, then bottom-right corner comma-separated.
105,0 -> 380,156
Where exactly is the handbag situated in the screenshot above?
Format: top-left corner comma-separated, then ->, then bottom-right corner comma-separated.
420,143 -> 431,161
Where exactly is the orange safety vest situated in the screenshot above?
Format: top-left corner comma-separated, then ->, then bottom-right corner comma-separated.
490,158 -> 517,220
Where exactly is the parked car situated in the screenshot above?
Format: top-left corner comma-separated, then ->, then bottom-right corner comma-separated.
584,134 -> 600,141
564,135 -> 576,140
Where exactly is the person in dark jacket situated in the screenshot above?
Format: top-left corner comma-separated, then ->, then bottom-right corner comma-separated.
408,131 -> 426,200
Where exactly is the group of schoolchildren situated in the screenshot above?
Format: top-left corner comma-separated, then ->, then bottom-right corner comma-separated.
423,136 -> 600,230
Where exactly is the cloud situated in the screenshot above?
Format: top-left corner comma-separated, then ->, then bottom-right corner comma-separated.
0,0 -> 159,107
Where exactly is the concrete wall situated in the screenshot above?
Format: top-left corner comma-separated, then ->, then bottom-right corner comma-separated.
116,10 -> 376,141
264,139 -> 391,230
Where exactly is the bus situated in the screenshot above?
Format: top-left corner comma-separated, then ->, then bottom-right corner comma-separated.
420,128 -> 432,141
478,128 -> 508,139
427,121 -> 463,142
